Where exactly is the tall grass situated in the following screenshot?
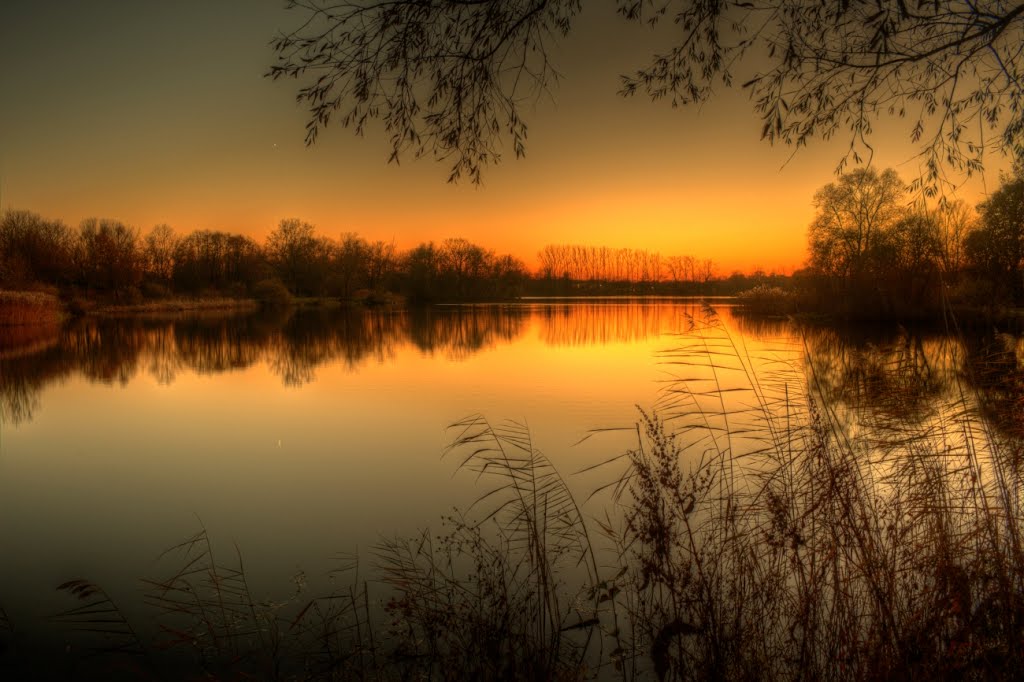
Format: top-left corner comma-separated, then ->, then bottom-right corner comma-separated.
594,307 -> 1024,680
377,415 -> 607,679
12,307 -> 1024,679
0,290 -> 62,326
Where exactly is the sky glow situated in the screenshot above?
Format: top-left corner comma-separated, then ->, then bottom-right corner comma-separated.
0,1 -> 1010,274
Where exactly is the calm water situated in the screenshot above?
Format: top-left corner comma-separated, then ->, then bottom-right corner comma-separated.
1,299 -> 1022,642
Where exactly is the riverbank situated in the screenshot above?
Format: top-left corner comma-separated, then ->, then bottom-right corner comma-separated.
84,296 -> 262,317
733,284 -> 1024,331
0,289 -> 410,321
0,291 -> 63,356
0,290 -> 64,326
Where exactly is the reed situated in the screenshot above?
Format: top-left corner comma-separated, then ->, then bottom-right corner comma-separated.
734,284 -> 801,316
0,290 -> 62,326
20,307 -> 1024,680
593,307 -> 1024,680
377,415 -> 607,680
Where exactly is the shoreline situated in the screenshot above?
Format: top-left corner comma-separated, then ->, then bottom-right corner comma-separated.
86,296 -> 262,317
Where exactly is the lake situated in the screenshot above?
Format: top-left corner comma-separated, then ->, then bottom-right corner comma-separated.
1,298 -> 1022,667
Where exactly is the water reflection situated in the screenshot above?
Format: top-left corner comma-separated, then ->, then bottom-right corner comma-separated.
0,300 -> 721,424
803,327 -> 954,426
961,332 -> 1024,441
408,305 -> 525,360
536,300 -> 684,345
2,302 -> 1023,441
658,307 -> 1024,457
801,323 -> 1024,446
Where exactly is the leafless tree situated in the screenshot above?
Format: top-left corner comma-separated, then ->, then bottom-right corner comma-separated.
934,199 -> 976,276
76,218 -> 142,294
143,224 -> 177,283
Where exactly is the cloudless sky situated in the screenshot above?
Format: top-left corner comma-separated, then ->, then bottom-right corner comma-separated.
0,1 -> 1011,274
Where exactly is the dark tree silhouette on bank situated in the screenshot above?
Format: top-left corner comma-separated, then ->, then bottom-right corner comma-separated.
808,168 -> 905,282
966,167 -> 1024,304
75,219 -> 143,297
806,168 -> 947,315
269,1 -> 1024,186
0,210 -> 74,288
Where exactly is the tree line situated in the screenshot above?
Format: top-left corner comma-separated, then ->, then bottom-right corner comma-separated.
537,245 -> 716,286
798,165 -> 1024,317
0,214 -> 539,304
0,211 -> 732,304
8,161 -> 1018,316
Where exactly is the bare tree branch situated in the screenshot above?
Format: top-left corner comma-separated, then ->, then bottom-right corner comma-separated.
269,1 -> 1024,188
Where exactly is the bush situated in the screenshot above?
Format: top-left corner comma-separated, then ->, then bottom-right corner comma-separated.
119,285 -> 143,305
226,281 -> 249,299
735,284 -> 800,315
252,278 -> 293,306
0,290 -> 62,325
140,281 -> 172,300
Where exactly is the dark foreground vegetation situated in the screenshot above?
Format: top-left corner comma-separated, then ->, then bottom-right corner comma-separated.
1,309 -> 1022,680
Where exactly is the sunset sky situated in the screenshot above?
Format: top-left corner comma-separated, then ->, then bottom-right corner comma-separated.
0,1 -> 1012,274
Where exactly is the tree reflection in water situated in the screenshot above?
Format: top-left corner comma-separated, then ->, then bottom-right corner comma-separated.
2,303 -> 1023,446
1,306 -> 529,422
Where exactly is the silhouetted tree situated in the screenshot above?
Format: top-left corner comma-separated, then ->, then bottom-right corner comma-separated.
398,238 -> 524,300
438,238 -> 487,298
269,1 -> 1024,186
364,240 -> 398,292
805,168 -> 954,315
878,213 -> 944,310
143,224 -> 178,285
491,254 -> 528,299
808,168 -> 906,283
694,258 -> 717,287
223,234 -> 270,294
266,218 -> 331,295
75,218 -> 143,296
538,244 -> 670,284
966,170 -> 1024,304
935,200 -> 976,278
0,210 -> 74,288
334,233 -> 370,298
3,206 -> 573,303
403,242 -> 441,302
173,230 -> 267,294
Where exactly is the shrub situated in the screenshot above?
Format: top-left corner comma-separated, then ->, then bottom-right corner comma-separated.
140,281 -> 171,300
735,284 -> 800,315
252,278 -> 293,306
0,290 -> 62,326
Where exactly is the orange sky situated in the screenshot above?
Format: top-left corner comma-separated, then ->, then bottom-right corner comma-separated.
0,1 -> 1011,275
